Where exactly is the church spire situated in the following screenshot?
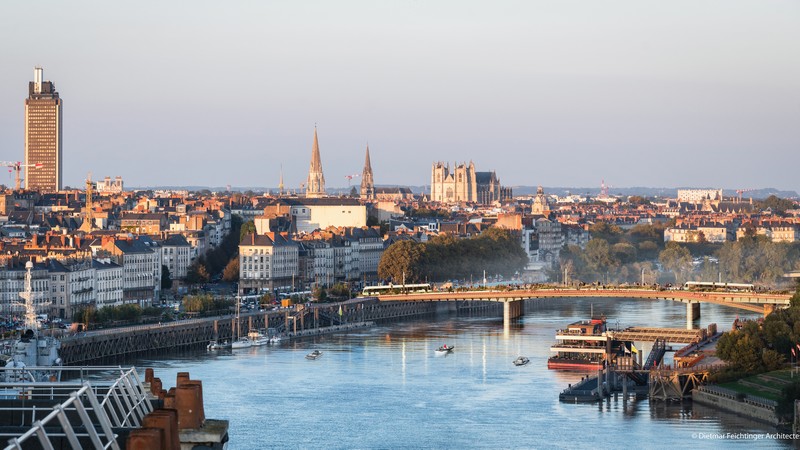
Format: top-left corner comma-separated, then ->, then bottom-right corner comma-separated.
306,126 -> 326,198
360,144 -> 375,200
278,165 -> 284,197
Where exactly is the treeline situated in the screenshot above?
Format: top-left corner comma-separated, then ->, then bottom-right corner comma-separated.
182,294 -> 234,314
714,284 -> 800,418
557,222 -> 671,284
558,223 -> 800,286
73,304 -> 168,327
378,228 -> 528,283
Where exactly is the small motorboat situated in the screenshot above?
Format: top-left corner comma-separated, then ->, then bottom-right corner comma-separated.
435,345 -> 454,355
207,340 -> 231,351
513,356 -> 530,366
306,350 -> 323,360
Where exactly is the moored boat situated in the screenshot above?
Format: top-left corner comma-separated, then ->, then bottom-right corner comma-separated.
248,330 -> 269,347
207,339 -> 231,351
231,337 -> 252,349
548,316 -> 617,371
1,261 -> 62,384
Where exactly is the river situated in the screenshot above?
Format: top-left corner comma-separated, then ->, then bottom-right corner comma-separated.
134,297 -> 792,449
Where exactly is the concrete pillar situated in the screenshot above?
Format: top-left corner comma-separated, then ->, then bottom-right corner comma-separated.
764,304 -> 776,317
623,376 -> 628,399
597,367 -> 603,395
686,302 -> 700,329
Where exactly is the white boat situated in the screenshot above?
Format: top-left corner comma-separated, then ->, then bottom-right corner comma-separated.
230,295 -> 253,349
269,335 -> 283,345
1,261 -> 62,384
231,337 -> 252,349
248,331 -> 269,347
305,350 -> 322,360
513,356 -> 530,366
207,339 -> 231,351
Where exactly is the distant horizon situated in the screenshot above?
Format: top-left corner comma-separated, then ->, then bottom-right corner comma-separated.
1,2 -> 797,191
113,183 -> 798,199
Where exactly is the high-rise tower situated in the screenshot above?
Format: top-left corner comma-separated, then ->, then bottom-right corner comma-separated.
360,145 -> 375,200
25,67 -> 62,192
306,127 -> 325,198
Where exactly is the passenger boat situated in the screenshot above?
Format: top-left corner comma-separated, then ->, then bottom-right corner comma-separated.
548,316 -> 617,371
513,356 -> 530,366
306,350 -> 323,360
435,345 -> 454,355
248,330 -> 269,346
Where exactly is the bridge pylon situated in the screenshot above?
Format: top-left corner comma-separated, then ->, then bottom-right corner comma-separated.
503,299 -> 525,328
686,302 -> 700,329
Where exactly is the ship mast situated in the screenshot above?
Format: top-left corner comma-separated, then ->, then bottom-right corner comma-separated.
21,260 -> 38,332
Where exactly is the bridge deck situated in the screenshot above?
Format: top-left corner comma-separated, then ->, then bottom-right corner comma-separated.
376,288 -> 790,314
611,327 -> 705,344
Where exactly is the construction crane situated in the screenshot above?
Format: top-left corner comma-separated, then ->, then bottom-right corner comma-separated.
344,173 -> 360,187
0,161 -> 43,190
736,188 -> 754,203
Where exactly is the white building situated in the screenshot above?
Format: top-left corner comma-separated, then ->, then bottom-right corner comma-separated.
238,232 -> 299,294
95,176 -> 124,194
160,234 -> 192,279
677,189 -> 723,204
93,258 -> 124,309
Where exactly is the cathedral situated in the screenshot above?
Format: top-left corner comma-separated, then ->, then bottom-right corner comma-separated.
430,161 -> 512,205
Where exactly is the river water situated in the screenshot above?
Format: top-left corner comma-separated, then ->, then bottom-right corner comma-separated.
134,297 -> 793,449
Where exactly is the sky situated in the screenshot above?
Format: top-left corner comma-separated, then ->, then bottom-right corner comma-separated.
0,1 -> 798,192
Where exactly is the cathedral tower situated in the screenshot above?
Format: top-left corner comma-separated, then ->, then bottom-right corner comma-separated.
360,145 -> 375,200
306,127 -> 325,198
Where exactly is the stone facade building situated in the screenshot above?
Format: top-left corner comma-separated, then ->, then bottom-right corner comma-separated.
430,161 -> 511,204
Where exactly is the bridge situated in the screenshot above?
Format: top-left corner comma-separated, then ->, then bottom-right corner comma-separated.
375,288 -> 793,328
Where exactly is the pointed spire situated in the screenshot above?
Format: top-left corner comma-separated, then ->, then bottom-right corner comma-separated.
306,126 -> 325,198
278,165 -> 284,197
310,127 -> 322,172
360,143 -> 375,200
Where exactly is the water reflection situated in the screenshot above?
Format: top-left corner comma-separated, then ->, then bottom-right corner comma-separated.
132,297 -> 787,450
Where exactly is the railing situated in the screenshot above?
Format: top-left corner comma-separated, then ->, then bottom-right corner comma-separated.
643,338 -> 666,370
0,366 -> 152,450
695,385 -> 778,409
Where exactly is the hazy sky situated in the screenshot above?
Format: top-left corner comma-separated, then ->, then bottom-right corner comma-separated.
1,1 -> 798,191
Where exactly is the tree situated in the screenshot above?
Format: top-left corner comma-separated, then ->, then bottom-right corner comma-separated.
161,265 -> 173,290
583,239 -> 618,276
187,262 -> 210,284
378,240 -> 426,283
658,242 -> 693,284
240,220 -> 257,241
223,257 -> 239,282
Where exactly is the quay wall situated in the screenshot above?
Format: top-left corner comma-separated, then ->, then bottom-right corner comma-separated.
59,300 -> 493,365
692,386 -> 779,425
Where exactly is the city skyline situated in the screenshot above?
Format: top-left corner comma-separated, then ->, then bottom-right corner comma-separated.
0,1 -> 798,191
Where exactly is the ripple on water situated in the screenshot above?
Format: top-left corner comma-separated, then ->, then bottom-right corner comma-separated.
134,298 -> 787,450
